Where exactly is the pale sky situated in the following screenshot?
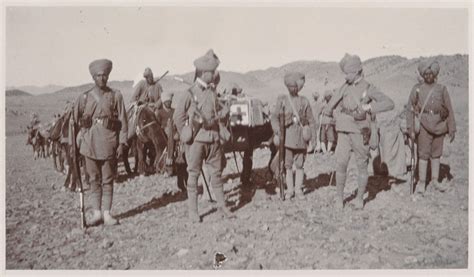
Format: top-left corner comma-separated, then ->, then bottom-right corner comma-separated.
5,6 -> 469,87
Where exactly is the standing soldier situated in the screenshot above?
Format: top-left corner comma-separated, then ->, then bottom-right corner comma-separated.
173,49 -> 233,223
407,59 -> 456,193
271,72 -> 317,200
72,59 -> 128,226
323,54 -> 394,210
132,67 -> 163,109
156,92 -> 176,177
320,90 -> 337,154
309,91 -> 323,153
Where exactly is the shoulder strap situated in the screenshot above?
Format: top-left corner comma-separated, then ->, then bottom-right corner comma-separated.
419,86 -> 436,116
286,95 -> 303,127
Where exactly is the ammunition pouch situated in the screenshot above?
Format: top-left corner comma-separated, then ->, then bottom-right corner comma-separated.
440,107 -> 449,121
341,107 -> 367,121
79,115 -> 92,129
104,117 -> 122,132
361,127 -> 371,146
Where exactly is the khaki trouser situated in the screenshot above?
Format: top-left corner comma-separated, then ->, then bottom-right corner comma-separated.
84,157 -> 116,211
335,132 -> 369,197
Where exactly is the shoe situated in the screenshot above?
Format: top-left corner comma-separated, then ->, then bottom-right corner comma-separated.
103,211 -> 119,226
334,198 -> 343,210
217,207 -> 236,219
353,198 -> 364,210
415,181 -> 426,195
285,190 -> 295,200
89,210 -> 103,226
188,210 -> 201,223
295,190 -> 305,200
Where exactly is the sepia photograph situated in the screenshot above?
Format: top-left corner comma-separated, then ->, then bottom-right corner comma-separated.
2,0 -> 472,275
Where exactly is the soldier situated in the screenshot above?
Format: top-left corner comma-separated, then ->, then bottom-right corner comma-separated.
132,67 -> 163,108
72,59 -> 128,226
320,90 -> 337,154
323,54 -> 394,210
230,83 -> 245,98
407,59 -> 456,193
156,92 -> 176,176
173,49 -> 233,222
309,91 -> 323,153
271,72 -> 317,200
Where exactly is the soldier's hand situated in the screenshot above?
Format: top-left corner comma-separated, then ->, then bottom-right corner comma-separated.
410,131 -> 416,141
116,143 -> 126,159
323,108 -> 332,116
361,104 -> 372,112
449,132 -> 455,143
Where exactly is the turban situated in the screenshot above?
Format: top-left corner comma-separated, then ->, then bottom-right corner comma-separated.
339,53 -> 362,74
231,83 -> 243,95
162,92 -> 173,103
143,67 -> 153,78
89,59 -> 113,77
284,72 -> 305,91
312,91 -> 319,98
418,59 -> 440,76
194,49 -> 220,72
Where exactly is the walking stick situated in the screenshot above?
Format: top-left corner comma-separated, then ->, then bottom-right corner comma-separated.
69,115 -> 86,229
232,151 -> 241,175
328,170 -> 335,186
201,168 -> 215,202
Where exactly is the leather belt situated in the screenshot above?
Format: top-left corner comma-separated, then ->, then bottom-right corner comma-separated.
422,110 -> 440,115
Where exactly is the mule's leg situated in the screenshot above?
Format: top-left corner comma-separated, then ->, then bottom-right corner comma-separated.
122,144 -> 132,175
136,139 -> 147,175
241,148 -> 253,186
59,143 -> 66,173
52,141 -> 58,171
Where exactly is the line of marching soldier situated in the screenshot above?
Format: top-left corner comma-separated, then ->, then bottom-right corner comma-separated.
70,50 -> 455,226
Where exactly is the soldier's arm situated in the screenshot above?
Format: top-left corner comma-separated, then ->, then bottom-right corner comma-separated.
324,85 -> 345,115
305,100 -> 317,145
406,85 -> 418,134
131,81 -> 143,102
116,91 -> 129,145
442,86 -> 456,134
270,96 -> 283,134
367,85 -> 395,114
172,92 -> 192,135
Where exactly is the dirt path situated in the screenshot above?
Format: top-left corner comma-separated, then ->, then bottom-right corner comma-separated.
5,117 -> 468,269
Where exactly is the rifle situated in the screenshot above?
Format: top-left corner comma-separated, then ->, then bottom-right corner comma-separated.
278,107 -> 286,200
409,135 -> 416,195
154,70 -> 169,83
69,114 -> 86,229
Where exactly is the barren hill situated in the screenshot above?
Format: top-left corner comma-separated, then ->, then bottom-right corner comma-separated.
6,89 -> 32,97
6,54 -> 468,136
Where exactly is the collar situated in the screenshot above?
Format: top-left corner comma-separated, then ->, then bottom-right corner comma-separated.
195,77 -> 208,89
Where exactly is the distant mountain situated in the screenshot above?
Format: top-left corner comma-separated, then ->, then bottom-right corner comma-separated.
32,53 -> 469,107
6,89 -> 32,97
11,84 -> 65,95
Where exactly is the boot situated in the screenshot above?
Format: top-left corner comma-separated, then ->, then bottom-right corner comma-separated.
214,185 -> 235,219
354,183 -> 366,210
416,159 -> 428,194
285,169 -> 295,199
430,158 -> 444,191
187,181 -> 200,223
334,172 -> 345,210
103,210 -> 119,226
294,169 -> 305,199
327,142 -> 334,154
321,143 -> 327,154
89,210 -> 103,226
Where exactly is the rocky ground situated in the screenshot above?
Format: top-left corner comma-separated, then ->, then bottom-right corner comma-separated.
5,114 -> 469,270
